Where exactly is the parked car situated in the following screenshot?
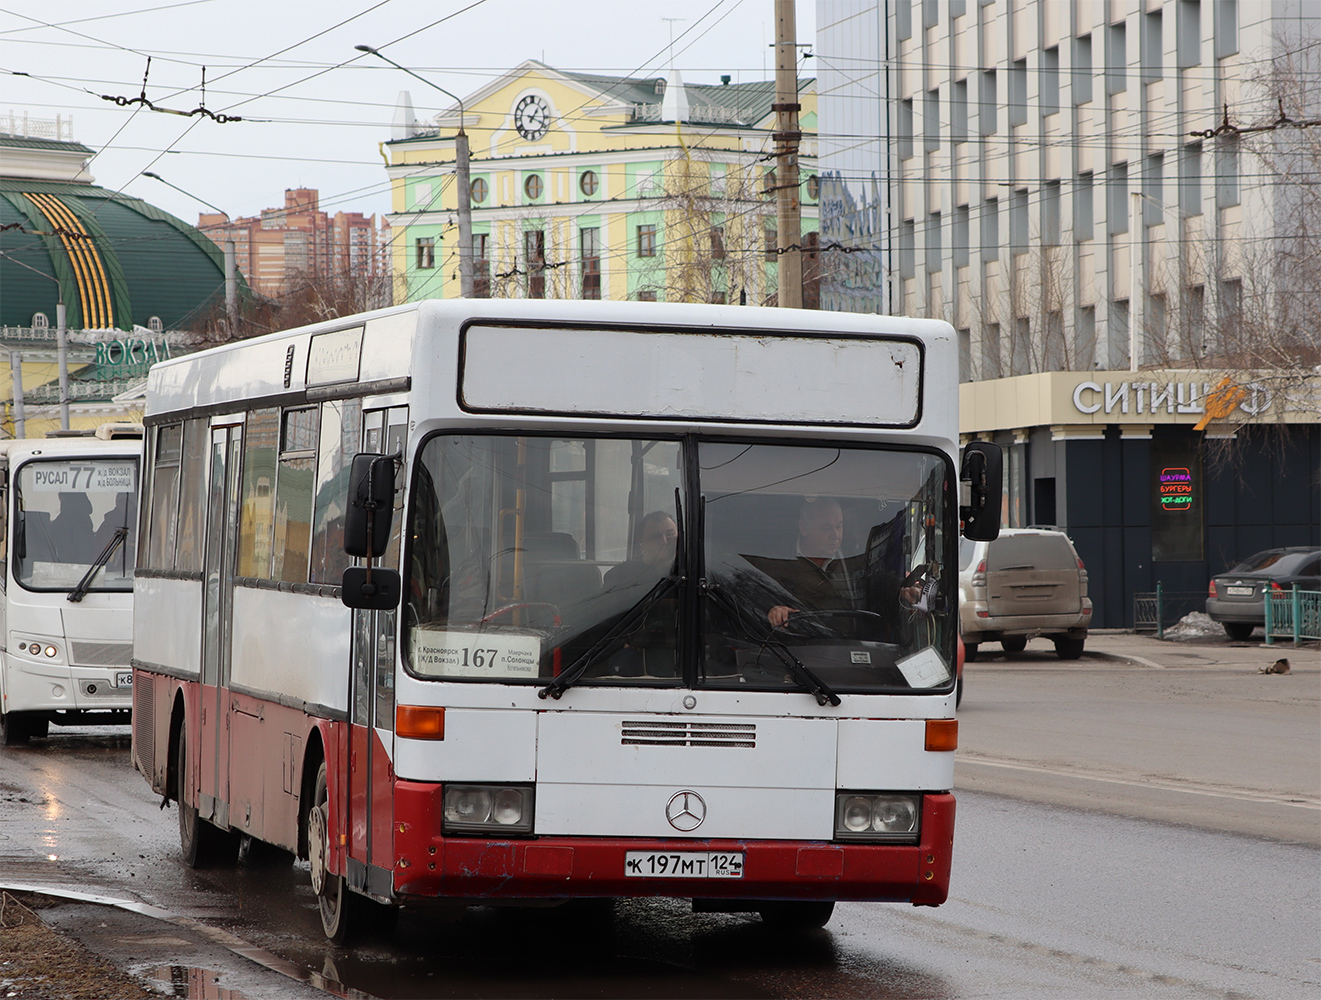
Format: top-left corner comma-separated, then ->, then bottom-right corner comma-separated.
1206,547 -> 1321,641
959,528 -> 1092,660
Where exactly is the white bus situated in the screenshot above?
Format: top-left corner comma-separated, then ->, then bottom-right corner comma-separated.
131,300 -> 999,942
0,428 -> 142,745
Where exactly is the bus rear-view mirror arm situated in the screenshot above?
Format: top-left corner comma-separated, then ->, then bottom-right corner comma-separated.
342,453 -> 401,611
959,442 -> 1002,542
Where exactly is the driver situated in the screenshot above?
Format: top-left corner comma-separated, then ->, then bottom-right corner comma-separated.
759,497 -> 925,628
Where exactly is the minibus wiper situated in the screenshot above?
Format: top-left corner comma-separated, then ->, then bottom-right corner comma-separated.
67,527 -> 128,604
538,574 -> 682,701
701,581 -> 841,707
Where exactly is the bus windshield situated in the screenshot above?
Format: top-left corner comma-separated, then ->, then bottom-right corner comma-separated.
14,459 -> 138,592
403,435 -> 954,694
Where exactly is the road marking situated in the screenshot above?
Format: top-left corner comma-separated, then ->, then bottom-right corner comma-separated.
957,754 -> 1321,809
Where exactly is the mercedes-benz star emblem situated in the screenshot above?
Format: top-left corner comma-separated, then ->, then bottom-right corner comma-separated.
665,790 -> 706,832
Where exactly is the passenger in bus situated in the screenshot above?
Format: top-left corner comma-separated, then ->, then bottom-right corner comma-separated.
94,492 -> 134,553
50,492 -> 99,565
601,510 -> 679,676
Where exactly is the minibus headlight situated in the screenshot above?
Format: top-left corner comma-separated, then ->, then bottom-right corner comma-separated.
44,645 -> 59,658
834,792 -> 921,843
442,784 -> 534,835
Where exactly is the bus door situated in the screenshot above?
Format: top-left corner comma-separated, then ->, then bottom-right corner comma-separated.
199,422 -> 241,826
348,406 -> 407,890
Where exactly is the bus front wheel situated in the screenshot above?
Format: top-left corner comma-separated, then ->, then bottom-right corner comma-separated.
310,760 -> 361,944
1,711 -> 31,746
177,722 -> 237,868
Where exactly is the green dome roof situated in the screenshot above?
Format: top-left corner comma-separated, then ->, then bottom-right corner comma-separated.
1,137 -> 249,331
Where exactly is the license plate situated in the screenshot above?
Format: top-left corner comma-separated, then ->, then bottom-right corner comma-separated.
625,851 -> 744,879
1225,586 -> 1254,597
115,671 -> 133,688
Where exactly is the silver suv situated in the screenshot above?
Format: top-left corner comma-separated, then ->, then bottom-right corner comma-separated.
959,528 -> 1092,660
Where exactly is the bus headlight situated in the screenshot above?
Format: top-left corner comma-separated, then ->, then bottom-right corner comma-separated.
442,784 -> 534,835
834,792 -> 921,843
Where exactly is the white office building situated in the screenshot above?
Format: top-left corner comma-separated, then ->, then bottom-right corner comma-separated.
817,0 -> 1319,379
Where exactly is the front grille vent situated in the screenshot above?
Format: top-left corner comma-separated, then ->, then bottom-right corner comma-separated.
621,720 -> 756,749
70,640 -> 133,667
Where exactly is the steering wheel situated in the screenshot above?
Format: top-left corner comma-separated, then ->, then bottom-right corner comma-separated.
775,608 -> 889,638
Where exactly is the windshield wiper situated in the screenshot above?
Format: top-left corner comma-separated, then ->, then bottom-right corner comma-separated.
701,580 -> 841,707
538,573 -> 682,700
67,527 -> 128,604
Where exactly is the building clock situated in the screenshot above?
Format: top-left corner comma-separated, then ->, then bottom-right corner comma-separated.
513,94 -> 551,140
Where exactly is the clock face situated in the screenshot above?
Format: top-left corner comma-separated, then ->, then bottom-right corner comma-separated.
514,94 -> 551,141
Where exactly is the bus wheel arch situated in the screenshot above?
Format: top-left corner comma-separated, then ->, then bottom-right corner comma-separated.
167,691 -> 187,802
297,727 -> 327,860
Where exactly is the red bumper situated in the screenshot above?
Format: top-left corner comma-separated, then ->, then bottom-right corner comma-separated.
392,784 -> 954,906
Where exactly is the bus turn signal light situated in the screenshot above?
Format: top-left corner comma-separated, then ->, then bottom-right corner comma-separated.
397,705 -> 445,740
925,718 -> 958,752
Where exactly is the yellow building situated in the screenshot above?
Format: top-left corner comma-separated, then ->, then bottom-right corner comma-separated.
383,61 -> 818,306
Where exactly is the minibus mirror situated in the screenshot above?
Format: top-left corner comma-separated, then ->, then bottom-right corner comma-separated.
344,453 -> 394,558
341,566 -> 400,611
959,442 -> 1002,541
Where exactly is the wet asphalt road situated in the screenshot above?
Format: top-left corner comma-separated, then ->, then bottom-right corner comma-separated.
0,651 -> 1317,1000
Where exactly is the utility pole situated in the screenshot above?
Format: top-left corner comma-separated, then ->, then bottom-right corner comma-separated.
773,0 -> 803,309
356,45 -> 472,298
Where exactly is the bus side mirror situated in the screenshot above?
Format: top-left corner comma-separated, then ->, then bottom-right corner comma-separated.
341,566 -> 400,610
344,453 -> 394,558
960,442 -> 1002,541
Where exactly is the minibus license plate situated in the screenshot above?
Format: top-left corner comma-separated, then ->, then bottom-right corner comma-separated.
1225,586 -> 1254,597
625,851 -> 743,879
115,671 -> 133,688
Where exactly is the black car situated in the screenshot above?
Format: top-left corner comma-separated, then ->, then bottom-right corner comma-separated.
1206,547 -> 1321,640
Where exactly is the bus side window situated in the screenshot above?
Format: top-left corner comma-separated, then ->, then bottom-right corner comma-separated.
175,418 -> 209,574
273,407 -> 319,583
146,423 -> 183,570
236,409 -> 279,580
310,398 -> 361,584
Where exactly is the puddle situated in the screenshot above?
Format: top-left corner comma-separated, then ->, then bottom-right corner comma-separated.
144,965 -> 248,999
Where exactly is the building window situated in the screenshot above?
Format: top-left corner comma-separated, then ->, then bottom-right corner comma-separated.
32,312 -> 48,329
711,226 -> 727,260
980,198 -> 999,256
470,177 -> 488,203
897,0 -> 912,40
637,223 -> 657,257
472,233 -> 490,298
1108,163 -> 1129,235
1010,189 -> 1028,252
148,316 -> 163,332
980,69 -> 997,135
805,174 -> 820,200
1180,142 -> 1203,216
525,229 -> 545,299
953,204 -> 970,267
899,219 -> 916,279
1041,47 -> 1060,117
638,168 -> 658,196
1107,21 -> 1127,95
898,98 -> 915,160
1009,60 -> 1027,127
710,291 -> 727,304
1214,0 -> 1238,59
926,211 -> 941,272
524,174 -> 544,200
957,327 -> 971,382
415,237 -> 435,270
1144,153 -> 1165,226
579,170 -> 599,197
1043,180 -> 1061,246
1178,0 -> 1202,67
637,290 -> 657,302
924,88 -> 940,151
1075,171 -> 1095,241
710,167 -> 726,198
580,227 -> 600,300
952,78 -> 969,142
1216,136 -> 1240,207
982,321 -> 1001,379
1143,9 -> 1163,84
1219,277 -> 1242,340
1074,34 -> 1094,105
1077,305 -> 1097,368
764,223 -> 778,260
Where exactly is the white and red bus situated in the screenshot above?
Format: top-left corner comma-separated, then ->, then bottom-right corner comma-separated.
0,428 -> 141,745
130,299 -> 999,941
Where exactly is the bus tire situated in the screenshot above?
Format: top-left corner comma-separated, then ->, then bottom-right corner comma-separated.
177,721 -> 238,868
1,711 -> 31,746
310,760 -> 360,944
758,900 -> 835,930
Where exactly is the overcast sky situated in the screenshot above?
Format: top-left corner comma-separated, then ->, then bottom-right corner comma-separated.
2,0 -> 817,225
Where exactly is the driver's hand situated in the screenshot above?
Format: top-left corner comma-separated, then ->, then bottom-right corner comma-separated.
768,605 -> 796,627
899,584 -> 922,605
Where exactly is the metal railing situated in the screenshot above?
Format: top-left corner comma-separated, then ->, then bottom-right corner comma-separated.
1133,583 -> 1208,638
1266,587 -> 1321,646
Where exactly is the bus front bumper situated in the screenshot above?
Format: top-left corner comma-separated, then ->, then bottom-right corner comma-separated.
392,786 -> 954,906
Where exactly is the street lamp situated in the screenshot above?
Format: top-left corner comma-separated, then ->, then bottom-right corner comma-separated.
141,171 -> 238,329
355,44 -> 473,298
